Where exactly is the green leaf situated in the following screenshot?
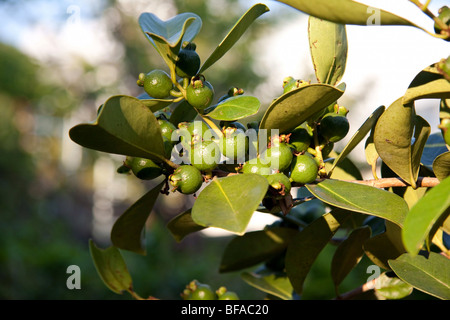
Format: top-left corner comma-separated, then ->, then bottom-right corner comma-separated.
241,270 -> 293,300
219,227 -> 298,272
325,151 -> 363,181
191,174 -> 269,235
199,3 -> 269,73
389,252 -> 450,300
402,176 -> 450,256
140,98 -> 174,113
277,0 -> 429,33
403,64 -> 450,105
308,16 -> 347,85
169,100 -> 198,127
166,209 -> 207,242
111,181 -> 164,254
89,240 -> 133,295
421,132 -> 448,172
374,97 -> 428,189
375,273 -> 413,300
330,105 -> 385,174
433,151 -> 450,181
139,12 -> 202,69
331,226 -> 371,289
259,84 -> 345,134
69,95 -> 166,163
306,179 -> 409,227
285,208 -> 351,295
206,96 -> 260,121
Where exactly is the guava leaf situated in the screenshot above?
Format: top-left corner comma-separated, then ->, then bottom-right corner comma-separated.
259,83 -> 345,134
374,98 -> 430,189
306,179 -> 409,227
241,270 -> 293,300
219,227 -> 298,272
330,105 -> 385,174
308,16 -> 347,85
111,181 -> 165,255
389,252 -> 450,300
206,96 -> 260,121
403,64 -> 450,105
375,273 -> 413,300
277,0 -> 429,33
331,226 -> 371,289
191,174 -> 269,235
169,101 -> 198,127
285,208 -> 351,295
139,12 -> 202,69
69,95 -> 166,163
166,209 -> 207,242
433,151 -> 450,181
199,3 -> 269,73
402,176 -> 450,256
89,240 -> 133,295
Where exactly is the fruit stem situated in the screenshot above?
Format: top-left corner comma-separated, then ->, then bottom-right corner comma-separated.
199,114 -> 223,139
312,123 -> 326,177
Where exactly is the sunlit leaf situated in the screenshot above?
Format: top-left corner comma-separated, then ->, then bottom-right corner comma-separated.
433,151 -> 450,181
308,16 -> 347,85
166,209 -> 207,242
199,3 -> 269,73
206,96 -> 260,121
306,179 -> 409,227
375,273 -> 413,300
259,83 -> 344,134
389,252 -> 450,300
241,270 -> 293,300
69,95 -> 166,163
402,176 -> 450,256
191,174 -> 269,235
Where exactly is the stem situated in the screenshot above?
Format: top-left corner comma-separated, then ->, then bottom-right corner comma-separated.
200,113 -> 223,139
409,0 -> 449,33
348,176 -> 440,188
334,278 -> 378,300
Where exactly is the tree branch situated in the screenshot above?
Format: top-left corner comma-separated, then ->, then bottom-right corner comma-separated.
348,177 -> 440,189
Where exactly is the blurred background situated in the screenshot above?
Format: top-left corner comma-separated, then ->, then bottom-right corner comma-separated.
0,0 -> 448,300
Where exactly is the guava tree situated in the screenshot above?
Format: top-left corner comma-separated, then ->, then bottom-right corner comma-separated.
69,1 -> 450,300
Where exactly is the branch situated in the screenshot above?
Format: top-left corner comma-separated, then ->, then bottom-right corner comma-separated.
334,278 -> 378,300
348,177 -> 440,189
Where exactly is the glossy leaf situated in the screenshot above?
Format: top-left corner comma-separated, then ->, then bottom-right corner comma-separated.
375,273 -> 413,300
285,208 -> 350,295
259,84 -> 344,134
199,3 -> 269,73
277,0 -> 427,32
219,227 -> 298,272
89,240 -> 133,294
330,105 -> 385,174
402,176 -> 450,256
169,101 -> 198,127
166,209 -> 207,242
331,226 -> 371,289
140,98 -> 174,113
389,252 -> 450,300
139,12 -> 202,68
191,174 -> 269,235
403,64 -> 450,105
206,96 -> 260,121
306,179 -> 409,227
421,132 -> 448,172
374,98 -> 427,189
241,271 -> 293,300
111,181 -> 164,254
433,151 -> 450,181
308,16 -> 347,85
69,95 -> 166,163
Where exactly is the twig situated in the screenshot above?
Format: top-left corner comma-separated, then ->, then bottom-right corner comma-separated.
348,177 -> 440,189
334,278 -> 378,300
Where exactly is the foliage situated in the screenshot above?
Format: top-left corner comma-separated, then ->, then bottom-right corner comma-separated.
69,1 -> 450,300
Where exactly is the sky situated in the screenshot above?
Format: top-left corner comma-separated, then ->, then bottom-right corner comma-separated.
0,0 -> 448,236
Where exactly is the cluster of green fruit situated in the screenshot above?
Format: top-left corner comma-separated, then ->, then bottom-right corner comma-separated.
118,77 -> 351,205
181,280 -> 239,300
